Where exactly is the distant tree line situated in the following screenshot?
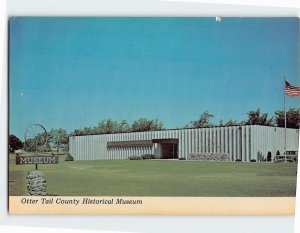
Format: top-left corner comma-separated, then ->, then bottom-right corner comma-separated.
71,118 -> 165,136
9,118 -> 165,153
9,108 -> 300,153
186,108 -> 300,129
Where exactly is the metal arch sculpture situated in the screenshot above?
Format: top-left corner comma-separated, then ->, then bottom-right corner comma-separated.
24,124 -> 48,153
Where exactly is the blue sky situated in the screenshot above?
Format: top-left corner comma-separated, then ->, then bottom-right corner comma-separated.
9,17 -> 299,139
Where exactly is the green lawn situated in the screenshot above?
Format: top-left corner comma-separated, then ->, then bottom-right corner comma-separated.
9,153 -> 298,197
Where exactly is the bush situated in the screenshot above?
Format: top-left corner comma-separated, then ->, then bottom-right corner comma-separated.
65,153 -> 74,161
141,154 -> 155,160
128,155 -> 141,160
276,150 -> 280,156
179,157 -> 186,160
250,159 -> 256,162
235,159 -> 242,162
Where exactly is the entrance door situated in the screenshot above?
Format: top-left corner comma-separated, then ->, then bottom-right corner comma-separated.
161,143 -> 178,159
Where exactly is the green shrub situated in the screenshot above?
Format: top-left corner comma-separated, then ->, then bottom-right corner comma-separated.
128,155 -> 142,160
250,159 -> 256,162
235,159 -> 242,162
65,153 -> 74,161
179,157 -> 186,160
276,150 -> 280,156
141,154 -> 155,160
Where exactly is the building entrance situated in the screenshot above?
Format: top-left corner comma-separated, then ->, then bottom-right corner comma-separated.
161,143 -> 178,159
152,138 -> 178,159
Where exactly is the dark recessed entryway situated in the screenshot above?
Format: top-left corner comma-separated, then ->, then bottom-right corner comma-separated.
161,143 -> 178,159
152,139 -> 178,159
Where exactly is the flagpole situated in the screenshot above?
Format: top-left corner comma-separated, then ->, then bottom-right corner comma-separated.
284,77 -> 287,162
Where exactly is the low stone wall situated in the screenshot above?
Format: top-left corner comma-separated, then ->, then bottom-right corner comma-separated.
27,170 -> 47,196
187,153 -> 230,162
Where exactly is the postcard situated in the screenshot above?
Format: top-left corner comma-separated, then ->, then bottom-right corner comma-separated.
8,17 -> 299,214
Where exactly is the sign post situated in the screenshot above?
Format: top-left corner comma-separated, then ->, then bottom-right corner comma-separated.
16,155 -> 59,165
16,155 -> 58,196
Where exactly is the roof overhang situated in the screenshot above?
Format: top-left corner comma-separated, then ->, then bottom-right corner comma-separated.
107,140 -> 152,148
152,138 -> 178,144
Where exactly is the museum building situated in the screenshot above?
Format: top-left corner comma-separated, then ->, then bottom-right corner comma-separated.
69,125 -> 299,162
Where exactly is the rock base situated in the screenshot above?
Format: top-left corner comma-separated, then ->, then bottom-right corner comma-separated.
187,153 -> 230,162
27,170 -> 47,196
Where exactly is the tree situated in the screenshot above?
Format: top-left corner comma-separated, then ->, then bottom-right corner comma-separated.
71,119 -> 131,136
246,108 -> 273,126
219,120 -> 224,126
96,119 -> 130,134
188,111 -> 214,128
49,128 -> 68,153
24,132 -> 51,152
274,108 -> 300,128
72,129 -> 84,136
224,119 -> 240,126
9,134 -> 23,153
131,118 -> 164,132
24,138 -> 35,152
117,120 -> 130,133
82,127 -> 93,135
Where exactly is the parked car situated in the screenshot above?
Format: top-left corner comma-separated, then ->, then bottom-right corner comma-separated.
275,151 -> 298,162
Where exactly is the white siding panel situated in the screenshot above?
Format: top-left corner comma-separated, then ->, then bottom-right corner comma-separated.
69,126 -> 299,162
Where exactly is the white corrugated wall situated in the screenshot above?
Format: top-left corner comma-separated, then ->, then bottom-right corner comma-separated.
69,125 -> 299,161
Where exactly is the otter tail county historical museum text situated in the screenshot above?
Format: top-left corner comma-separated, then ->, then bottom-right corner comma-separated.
20,197 -> 143,205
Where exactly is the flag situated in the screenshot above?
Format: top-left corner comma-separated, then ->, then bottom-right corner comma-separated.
285,81 -> 300,96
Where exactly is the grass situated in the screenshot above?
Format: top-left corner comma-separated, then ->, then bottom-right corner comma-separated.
9,153 -> 297,197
